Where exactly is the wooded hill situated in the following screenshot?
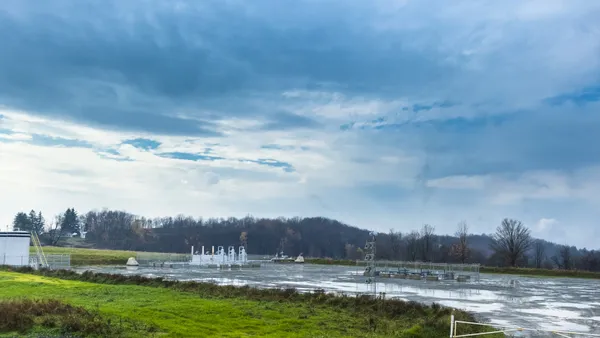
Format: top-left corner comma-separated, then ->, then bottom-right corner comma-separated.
10,208 -> 600,271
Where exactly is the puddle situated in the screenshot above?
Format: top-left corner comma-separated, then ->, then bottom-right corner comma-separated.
75,264 -> 600,334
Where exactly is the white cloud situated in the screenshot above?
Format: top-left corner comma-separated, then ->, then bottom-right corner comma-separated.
1,0 -> 600,250
3,100 -> 600,248
536,218 -> 559,232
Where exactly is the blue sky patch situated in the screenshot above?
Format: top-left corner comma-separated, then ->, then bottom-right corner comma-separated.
122,138 -> 161,150
158,152 -> 224,162
29,134 -> 92,148
545,85 -> 600,106
243,158 -> 295,172
261,144 -> 295,151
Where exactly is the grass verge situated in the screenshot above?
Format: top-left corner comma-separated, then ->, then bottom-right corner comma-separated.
479,266 -> 600,279
0,266 -> 501,337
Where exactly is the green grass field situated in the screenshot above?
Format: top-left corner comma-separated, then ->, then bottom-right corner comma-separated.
0,268 -> 501,337
37,246 -> 134,265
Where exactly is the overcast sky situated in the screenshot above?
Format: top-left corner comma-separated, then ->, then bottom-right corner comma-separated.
1,0 -> 599,248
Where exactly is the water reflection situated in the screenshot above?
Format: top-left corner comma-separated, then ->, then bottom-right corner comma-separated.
76,264 -> 600,335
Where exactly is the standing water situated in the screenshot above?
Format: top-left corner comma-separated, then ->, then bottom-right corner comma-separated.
76,264 -> 600,335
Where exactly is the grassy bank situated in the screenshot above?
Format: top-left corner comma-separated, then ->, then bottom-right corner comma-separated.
0,267 -> 500,338
35,246 -> 190,266
36,246 -> 133,265
479,266 -> 600,279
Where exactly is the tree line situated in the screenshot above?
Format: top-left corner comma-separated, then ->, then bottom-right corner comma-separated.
9,208 -> 600,272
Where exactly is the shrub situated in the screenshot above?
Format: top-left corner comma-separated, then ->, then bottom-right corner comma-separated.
0,299 -> 120,336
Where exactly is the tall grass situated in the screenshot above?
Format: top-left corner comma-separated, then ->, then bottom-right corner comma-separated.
0,298 -> 124,336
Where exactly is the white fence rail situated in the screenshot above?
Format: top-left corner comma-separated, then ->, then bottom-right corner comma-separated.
450,314 -> 600,337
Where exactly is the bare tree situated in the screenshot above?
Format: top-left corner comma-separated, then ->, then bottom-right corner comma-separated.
559,245 -> 572,270
405,231 -> 420,261
389,229 -> 402,260
533,240 -> 545,269
490,218 -> 533,267
420,224 -> 435,262
451,221 -> 470,264
47,215 -> 65,246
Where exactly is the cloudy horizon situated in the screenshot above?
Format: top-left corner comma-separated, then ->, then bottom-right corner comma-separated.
1,0 -> 600,248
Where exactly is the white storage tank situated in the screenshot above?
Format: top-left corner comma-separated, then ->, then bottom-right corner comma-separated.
0,231 -> 31,266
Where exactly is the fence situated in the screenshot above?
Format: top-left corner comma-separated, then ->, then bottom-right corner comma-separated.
46,254 -> 71,269
355,260 -> 481,282
136,252 -> 191,266
1,255 -> 71,269
450,314 -> 600,337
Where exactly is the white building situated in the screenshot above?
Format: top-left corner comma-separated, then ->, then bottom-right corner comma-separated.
0,231 -> 31,266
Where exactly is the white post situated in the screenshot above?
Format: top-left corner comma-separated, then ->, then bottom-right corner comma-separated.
202,246 -> 205,256
191,245 -> 194,255
449,314 -> 454,337
212,246 -> 214,256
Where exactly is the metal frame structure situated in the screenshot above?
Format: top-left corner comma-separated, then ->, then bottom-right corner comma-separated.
28,254 -> 71,269
450,314 -> 600,337
355,260 -> 480,282
363,232 -> 376,295
31,231 -> 48,268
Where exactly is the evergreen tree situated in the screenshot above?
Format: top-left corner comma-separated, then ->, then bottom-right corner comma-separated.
36,211 -> 45,234
12,212 -> 31,231
28,210 -> 45,235
61,208 -> 80,234
11,210 -> 45,234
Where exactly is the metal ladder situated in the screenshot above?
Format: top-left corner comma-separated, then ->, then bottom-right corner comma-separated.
31,232 -> 49,268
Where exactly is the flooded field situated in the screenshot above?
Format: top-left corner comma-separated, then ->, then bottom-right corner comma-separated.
76,264 -> 600,335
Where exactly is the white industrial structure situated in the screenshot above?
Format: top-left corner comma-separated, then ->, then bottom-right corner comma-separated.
0,231 -> 31,266
190,245 -> 248,267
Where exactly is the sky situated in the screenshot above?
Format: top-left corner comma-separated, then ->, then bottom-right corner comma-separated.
1,0 -> 600,248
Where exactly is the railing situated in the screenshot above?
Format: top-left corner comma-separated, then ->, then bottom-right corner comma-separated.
2,254 -> 71,269
30,231 -> 48,268
450,314 -> 600,337
45,254 -> 71,269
